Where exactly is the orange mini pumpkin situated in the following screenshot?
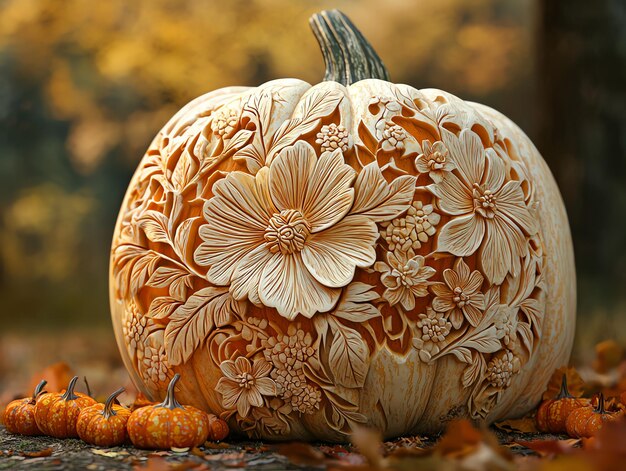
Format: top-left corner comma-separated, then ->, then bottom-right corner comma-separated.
76,387 -> 130,446
34,376 -> 97,438
3,380 -> 47,436
536,374 -> 590,433
127,374 -> 209,449
565,393 -> 621,438
207,414 -> 229,441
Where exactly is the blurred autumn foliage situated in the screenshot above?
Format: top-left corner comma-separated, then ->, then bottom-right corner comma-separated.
0,0 -> 624,388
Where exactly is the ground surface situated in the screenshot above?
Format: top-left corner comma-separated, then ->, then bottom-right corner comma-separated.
0,425 -> 561,471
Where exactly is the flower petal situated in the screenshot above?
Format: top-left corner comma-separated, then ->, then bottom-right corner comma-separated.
437,213 -> 485,257
430,174 -> 474,216
236,395 -> 251,418
303,149 -> 356,232
251,359 -> 272,378
463,303 -> 483,327
255,377 -> 278,396
383,286 -> 406,307
483,149 -> 506,192
301,215 -> 377,288
449,309 -> 464,329
259,253 -> 340,319
442,267 -> 460,289
219,360 -> 239,381
465,270 -> 484,295
269,141 -> 316,212
230,244 -> 273,305
234,356 -> 251,374
479,216 -> 518,284
215,378 -> 242,408
432,296 -> 456,312
245,387 -> 264,408
441,128 -> 485,186
496,180 -> 538,235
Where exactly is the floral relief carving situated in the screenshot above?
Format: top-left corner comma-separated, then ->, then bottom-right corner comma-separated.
111,81 -> 552,439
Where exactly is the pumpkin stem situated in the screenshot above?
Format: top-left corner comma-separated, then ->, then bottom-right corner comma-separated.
29,379 -> 48,405
158,374 -> 183,410
102,387 -> 125,420
556,374 -> 572,399
309,10 -> 390,85
61,376 -> 80,401
594,393 -> 606,414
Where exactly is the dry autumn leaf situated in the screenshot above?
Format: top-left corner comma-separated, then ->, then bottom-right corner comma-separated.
543,367 -> 586,400
515,439 -> 579,457
592,340 -> 624,374
276,442 -> 326,466
495,417 -> 539,433
28,362 -> 74,394
20,448 -> 53,458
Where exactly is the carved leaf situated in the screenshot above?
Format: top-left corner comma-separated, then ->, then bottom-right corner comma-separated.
333,282 -> 381,322
147,296 -> 181,320
222,129 -> 254,156
147,266 -> 187,288
164,286 -> 231,365
462,352 -> 485,388
351,163 -> 417,221
137,210 -> 170,244
128,251 -> 161,299
269,89 -> 344,156
233,141 -> 265,174
461,326 -> 502,354
171,147 -> 198,190
327,319 -> 369,388
450,346 -> 473,364
173,217 -> 199,262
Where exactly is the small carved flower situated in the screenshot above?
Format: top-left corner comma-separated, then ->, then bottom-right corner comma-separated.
211,107 -> 239,138
122,301 -> 148,362
381,201 -> 441,257
216,357 -> 278,418
262,325 -> 321,415
369,96 -> 401,115
412,308 -> 452,362
379,121 -> 408,152
415,140 -> 455,182
493,305 -> 519,346
141,331 -> 173,391
315,123 -> 351,153
375,252 -> 436,311
487,350 -> 521,389
431,258 -> 486,329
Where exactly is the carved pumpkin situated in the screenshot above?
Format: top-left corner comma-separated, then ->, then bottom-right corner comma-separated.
109,10 -> 576,440
127,374 -> 210,449
536,375 -> 590,434
34,376 -> 97,438
76,387 -> 130,446
3,380 -> 47,436
565,394 -> 622,438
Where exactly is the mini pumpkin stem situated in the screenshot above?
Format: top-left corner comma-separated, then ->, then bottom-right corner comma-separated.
61,376 -> 80,401
556,374 -> 572,399
102,387 -> 125,419
309,9 -> 390,85
33,379 -> 48,398
158,374 -> 183,410
594,393 -> 605,414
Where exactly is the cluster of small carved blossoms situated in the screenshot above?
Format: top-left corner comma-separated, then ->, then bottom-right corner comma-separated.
111,83 -> 545,437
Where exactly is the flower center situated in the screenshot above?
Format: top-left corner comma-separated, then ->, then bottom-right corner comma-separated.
473,184 -> 497,218
452,286 -> 469,307
428,151 -> 446,170
238,372 -> 255,390
264,209 -> 311,255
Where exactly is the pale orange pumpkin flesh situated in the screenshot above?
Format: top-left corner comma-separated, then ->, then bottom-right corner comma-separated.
127,374 -> 210,449
3,380 -> 47,436
76,387 -> 131,447
34,376 -> 97,438
109,10 -> 576,440
536,375 -> 590,434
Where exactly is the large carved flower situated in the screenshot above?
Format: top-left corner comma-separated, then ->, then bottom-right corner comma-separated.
194,141 -> 378,319
430,129 -> 538,284
375,252 -> 436,310
431,258 -> 485,329
216,357 -> 277,418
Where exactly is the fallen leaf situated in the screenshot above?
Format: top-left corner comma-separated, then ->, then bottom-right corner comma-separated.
28,362 -> 74,393
515,439 -> 579,457
91,449 -> 126,458
21,448 -> 53,458
351,426 -> 385,469
543,367 -> 585,400
434,419 -> 483,458
592,340 -> 624,374
276,442 -> 326,466
495,417 -> 538,433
